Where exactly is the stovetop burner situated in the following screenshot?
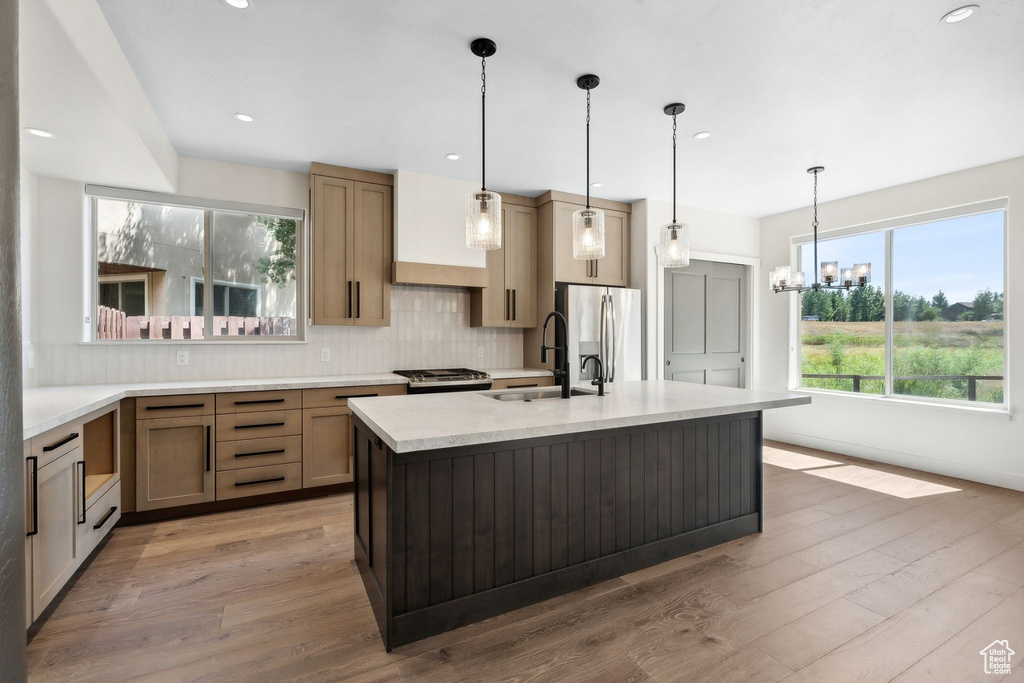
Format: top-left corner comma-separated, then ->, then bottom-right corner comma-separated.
393,368 -> 491,382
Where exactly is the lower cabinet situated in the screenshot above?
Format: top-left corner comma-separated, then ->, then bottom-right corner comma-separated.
302,407 -> 354,487
27,446 -> 81,622
136,414 -> 216,511
216,462 -> 303,500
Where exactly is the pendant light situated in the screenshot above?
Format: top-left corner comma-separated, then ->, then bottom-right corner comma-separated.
659,103 -> 691,268
466,38 -> 501,250
572,75 -> 605,260
769,166 -> 871,293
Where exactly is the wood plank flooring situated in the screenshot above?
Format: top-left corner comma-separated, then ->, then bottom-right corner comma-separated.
26,440 -> 1024,682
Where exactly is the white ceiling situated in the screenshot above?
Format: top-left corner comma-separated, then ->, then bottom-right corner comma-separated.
94,0 -> 1024,217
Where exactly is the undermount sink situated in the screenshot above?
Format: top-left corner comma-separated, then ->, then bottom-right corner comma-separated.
486,386 -> 600,402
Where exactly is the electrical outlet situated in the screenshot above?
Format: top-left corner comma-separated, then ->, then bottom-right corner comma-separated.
320,347 -> 331,362
176,350 -> 189,366
477,346 -> 484,359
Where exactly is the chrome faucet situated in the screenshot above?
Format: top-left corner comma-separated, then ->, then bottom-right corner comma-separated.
541,311 -> 571,399
581,355 -> 605,396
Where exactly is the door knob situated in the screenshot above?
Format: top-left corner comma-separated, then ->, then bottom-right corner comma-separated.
741,357 -> 745,362
666,360 -> 671,365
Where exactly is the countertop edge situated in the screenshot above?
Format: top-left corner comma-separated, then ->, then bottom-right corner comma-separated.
352,394 -> 812,454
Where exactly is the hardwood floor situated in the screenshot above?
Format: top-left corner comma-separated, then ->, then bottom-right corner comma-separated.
26,440 -> 1024,682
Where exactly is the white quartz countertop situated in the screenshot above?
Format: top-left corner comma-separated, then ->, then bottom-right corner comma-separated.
349,380 -> 812,454
21,368 -> 551,440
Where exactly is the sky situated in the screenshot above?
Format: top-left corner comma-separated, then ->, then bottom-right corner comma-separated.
799,210 -> 1005,304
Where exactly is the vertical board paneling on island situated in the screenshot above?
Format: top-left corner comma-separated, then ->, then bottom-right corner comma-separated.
583,439 -> 601,562
599,438 -> 616,557
406,461 -> 430,611
533,446 -> 552,576
550,443 -> 568,571
494,451 -> 515,587
392,463 -> 407,614
375,412 -> 763,643
452,456 -> 475,599
614,436 -> 631,552
473,453 -> 495,593
514,449 -> 534,581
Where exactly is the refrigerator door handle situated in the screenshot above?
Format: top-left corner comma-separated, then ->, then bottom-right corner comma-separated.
608,294 -> 617,382
599,294 -> 607,376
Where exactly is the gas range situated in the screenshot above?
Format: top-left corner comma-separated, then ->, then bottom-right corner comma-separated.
393,368 -> 492,394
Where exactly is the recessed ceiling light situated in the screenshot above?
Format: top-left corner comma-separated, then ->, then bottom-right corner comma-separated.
590,182 -> 603,188
221,0 -> 251,8
24,127 -> 55,138
445,153 -> 461,161
233,112 -> 255,123
693,131 -> 712,140
941,5 -> 977,23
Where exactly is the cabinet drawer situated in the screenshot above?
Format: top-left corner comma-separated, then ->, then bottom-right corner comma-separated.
216,435 -> 302,471
216,462 -> 302,500
77,481 -> 121,561
216,390 -> 301,414
30,422 -> 84,468
490,376 -> 555,391
216,410 -> 302,441
302,384 -> 406,409
137,394 -> 214,419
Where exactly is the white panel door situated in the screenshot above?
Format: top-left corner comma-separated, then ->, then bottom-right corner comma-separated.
665,260 -> 748,387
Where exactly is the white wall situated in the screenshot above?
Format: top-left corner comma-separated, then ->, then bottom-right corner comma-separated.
20,168 -> 37,388
393,170 -> 486,268
758,156 -> 1024,492
631,198 -> 761,381
29,158 -> 522,385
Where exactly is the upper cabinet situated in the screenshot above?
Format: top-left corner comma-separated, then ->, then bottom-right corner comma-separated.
470,198 -> 537,328
310,163 -> 393,326
548,193 -> 630,288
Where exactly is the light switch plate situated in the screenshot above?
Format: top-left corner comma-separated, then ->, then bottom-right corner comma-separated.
477,346 -> 484,358
176,350 -> 189,366
320,348 -> 331,362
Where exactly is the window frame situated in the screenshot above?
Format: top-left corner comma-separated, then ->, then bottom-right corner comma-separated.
789,198 -> 1009,411
98,273 -> 150,317
87,185 -> 306,343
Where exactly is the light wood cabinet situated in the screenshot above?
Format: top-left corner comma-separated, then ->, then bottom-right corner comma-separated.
27,446 -> 81,622
470,201 -> 537,328
552,202 -> 629,287
310,163 -> 393,327
136,415 -> 215,511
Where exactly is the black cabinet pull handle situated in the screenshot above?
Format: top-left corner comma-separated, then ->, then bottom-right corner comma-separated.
594,258 -> 598,278
77,461 -> 86,525
505,289 -> 510,320
347,281 -> 353,318
512,289 -> 517,321
235,449 -> 286,458
234,422 -> 286,430
510,383 -> 539,389
356,281 -> 361,318
233,398 -> 285,406
146,403 -> 205,412
336,393 -> 379,400
26,456 -> 38,537
235,476 -> 286,487
93,506 -> 117,530
206,426 -> 211,472
43,432 -> 79,452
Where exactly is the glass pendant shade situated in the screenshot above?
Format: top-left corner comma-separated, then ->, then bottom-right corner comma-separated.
792,271 -> 806,287
572,207 -> 605,260
466,191 -> 502,250
841,267 -> 854,285
659,222 -> 690,268
820,261 -> 839,283
774,265 -> 791,288
854,262 -> 871,284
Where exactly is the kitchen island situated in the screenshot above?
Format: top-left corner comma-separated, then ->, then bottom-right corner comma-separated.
348,380 -> 810,651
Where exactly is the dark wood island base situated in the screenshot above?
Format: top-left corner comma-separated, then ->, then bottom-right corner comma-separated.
352,410 -> 763,651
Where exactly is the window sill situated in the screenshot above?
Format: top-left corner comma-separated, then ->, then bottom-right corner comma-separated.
791,387 -> 1011,420
81,340 -> 309,346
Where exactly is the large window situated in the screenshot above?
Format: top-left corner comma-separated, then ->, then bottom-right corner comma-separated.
798,203 -> 1006,406
91,188 -> 303,341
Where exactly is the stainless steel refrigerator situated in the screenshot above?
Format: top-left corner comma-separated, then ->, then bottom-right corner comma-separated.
556,284 -> 643,387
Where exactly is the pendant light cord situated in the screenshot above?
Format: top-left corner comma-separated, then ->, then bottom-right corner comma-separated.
480,55 -> 487,191
672,113 -> 677,226
585,87 -> 591,209
812,168 -> 819,285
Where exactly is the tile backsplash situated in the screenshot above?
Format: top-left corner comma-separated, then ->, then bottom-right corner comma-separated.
32,286 -> 524,386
